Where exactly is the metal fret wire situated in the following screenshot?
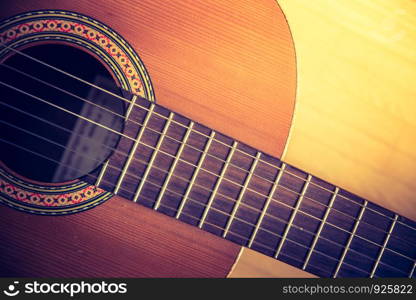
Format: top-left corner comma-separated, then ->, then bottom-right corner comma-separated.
223,151 -> 261,238
83,172 -> 375,277
0,134 -> 311,270
132,112 -> 174,202
1,43 -> 413,231
114,104 -> 155,194
133,189 -> 338,276
2,137 -> 411,277
1,48 -> 414,274
1,98 -> 414,265
1,82 -> 412,247
176,131 -> 215,219
333,201 -> 368,278
370,214 -> 398,278
199,141 -> 238,229
275,175 -> 311,258
1,64 -> 413,238
125,95 -> 138,120
84,169 -> 414,275
409,262 -> 416,278
95,160 -> 108,186
1,100 -> 414,266
303,187 -> 339,270
86,172 -> 378,277
248,163 -> 286,248
154,121 -> 194,210
102,94 -> 139,187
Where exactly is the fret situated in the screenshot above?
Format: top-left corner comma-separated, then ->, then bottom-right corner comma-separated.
410,262 -> 416,278
175,130 -> 215,219
83,90 -> 416,278
198,140 -> 238,229
302,187 -> 339,270
370,214 -> 398,277
113,104 -> 155,194
125,95 -> 138,120
274,174 -> 312,259
373,249 -> 413,277
247,163 -> 286,248
154,121 -> 194,210
333,200 -> 368,278
95,159 -> 109,186
132,111 -> 174,202
222,151 -> 261,238
94,95 -> 138,187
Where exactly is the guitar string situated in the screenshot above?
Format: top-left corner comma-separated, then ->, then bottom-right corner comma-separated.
125,191 -> 376,277
86,171 -> 375,278
0,63 -> 128,123
4,64 -> 390,237
0,73 -> 413,242
3,112 -> 412,263
1,135 -> 413,275
2,96 -> 415,258
153,200 -> 406,278
2,58 -> 413,237
0,42 -> 412,229
0,137 -> 395,277
0,45 -> 414,254
0,86 -> 412,253
1,81 -> 414,252
0,80 -> 134,141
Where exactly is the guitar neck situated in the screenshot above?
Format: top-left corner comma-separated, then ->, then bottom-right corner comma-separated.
84,94 -> 416,278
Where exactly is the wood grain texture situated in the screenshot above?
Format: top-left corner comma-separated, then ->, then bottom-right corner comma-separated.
0,1 -> 300,278
81,95 -> 416,278
0,195 -> 240,277
2,0 -> 414,278
0,0 -> 296,158
279,0 -> 416,221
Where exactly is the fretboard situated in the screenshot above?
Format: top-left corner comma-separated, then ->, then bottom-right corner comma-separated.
84,95 -> 416,278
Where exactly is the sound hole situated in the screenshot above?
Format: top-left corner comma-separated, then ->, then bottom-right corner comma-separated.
0,44 -> 125,183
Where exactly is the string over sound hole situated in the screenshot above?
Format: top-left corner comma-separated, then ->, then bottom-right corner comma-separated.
0,44 -> 125,183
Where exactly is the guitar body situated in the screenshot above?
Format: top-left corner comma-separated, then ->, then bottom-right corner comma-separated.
0,0 -> 415,277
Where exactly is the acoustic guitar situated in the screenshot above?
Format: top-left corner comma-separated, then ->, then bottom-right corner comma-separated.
0,0 -> 415,278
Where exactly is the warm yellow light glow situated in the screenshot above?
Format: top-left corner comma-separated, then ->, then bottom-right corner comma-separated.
280,0 -> 416,219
